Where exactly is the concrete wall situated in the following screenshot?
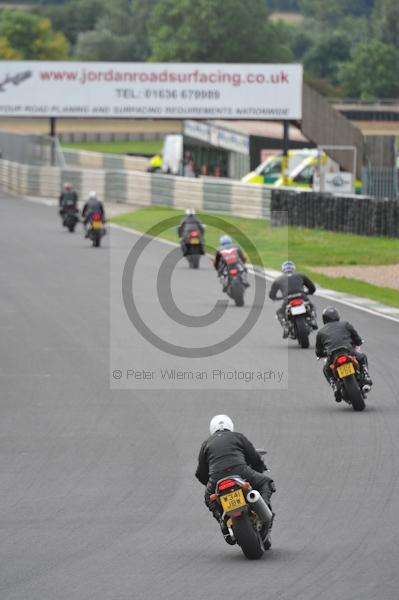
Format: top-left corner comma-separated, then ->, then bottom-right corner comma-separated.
0,158 -> 272,219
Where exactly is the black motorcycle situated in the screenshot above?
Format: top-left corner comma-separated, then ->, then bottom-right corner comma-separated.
280,293 -> 315,348
324,346 -> 368,411
222,263 -> 247,307
209,452 -> 273,559
182,228 -> 204,269
61,206 -> 79,233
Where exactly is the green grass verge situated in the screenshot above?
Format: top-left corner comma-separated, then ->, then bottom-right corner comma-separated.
62,140 -> 163,155
111,206 -> 399,309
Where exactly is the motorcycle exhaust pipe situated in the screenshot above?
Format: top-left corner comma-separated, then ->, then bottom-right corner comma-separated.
246,490 -> 273,525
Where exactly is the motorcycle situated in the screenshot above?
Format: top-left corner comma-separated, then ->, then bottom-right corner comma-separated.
209,453 -> 273,560
325,347 -> 368,411
61,206 -> 79,233
283,293 -> 315,348
87,212 -> 106,247
182,228 -> 204,269
222,263 -> 247,307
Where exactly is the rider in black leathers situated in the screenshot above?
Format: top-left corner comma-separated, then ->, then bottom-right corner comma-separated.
315,306 -> 373,401
177,208 -> 204,254
59,182 -> 78,217
269,260 -> 317,337
82,191 -> 106,236
196,414 -> 275,545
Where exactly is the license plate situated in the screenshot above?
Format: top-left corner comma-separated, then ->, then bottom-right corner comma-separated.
190,238 -> 200,245
92,221 -> 103,230
337,363 -> 355,378
291,305 -> 306,316
220,489 -> 246,512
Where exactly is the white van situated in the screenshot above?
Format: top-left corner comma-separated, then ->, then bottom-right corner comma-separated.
161,134 -> 183,175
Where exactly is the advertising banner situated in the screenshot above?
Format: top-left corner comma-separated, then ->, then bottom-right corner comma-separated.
0,61 -> 303,119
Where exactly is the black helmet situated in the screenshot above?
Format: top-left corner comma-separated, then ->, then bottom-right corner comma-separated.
322,306 -> 340,324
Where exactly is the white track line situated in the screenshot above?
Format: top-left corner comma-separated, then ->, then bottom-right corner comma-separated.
6,193 -> 398,325
111,223 -> 399,324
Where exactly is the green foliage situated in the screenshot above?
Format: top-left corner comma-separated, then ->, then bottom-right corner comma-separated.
39,0 -> 108,45
339,39 -> 399,99
111,206 -> 399,308
372,0 -> 399,50
0,9 -> 69,59
148,0 -> 290,62
62,140 -> 163,154
303,32 -> 351,82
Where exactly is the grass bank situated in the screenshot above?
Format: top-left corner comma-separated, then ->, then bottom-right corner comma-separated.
111,207 -> 399,308
62,140 -> 163,155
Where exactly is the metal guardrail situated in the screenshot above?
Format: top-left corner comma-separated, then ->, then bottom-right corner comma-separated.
0,131 -> 65,167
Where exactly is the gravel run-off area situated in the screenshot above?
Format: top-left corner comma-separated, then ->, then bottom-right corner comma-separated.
310,264 -> 399,290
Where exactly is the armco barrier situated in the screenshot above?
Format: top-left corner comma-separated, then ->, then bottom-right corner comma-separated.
0,158 -> 272,219
271,189 -> 399,237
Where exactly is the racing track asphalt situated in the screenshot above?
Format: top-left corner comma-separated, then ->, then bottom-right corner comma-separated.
1,191 -> 399,600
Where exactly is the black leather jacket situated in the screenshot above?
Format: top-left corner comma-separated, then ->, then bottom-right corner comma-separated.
82,198 -> 105,220
177,215 -> 204,238
195,430 -> 266,485
315,321 -> 363,358
269,272 -> 316,301
59,190 -> 78,209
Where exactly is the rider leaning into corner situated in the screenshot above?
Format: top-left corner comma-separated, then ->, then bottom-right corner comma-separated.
213,235 -> 250,291
195,414 -> 276,546
315,306 -> 373,402
269,260 -> 318,337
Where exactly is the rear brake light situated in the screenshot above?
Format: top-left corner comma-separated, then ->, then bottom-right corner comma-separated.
92,212 -> 101,221
190,230 -> 199,237
289,299 -> 304,306
336,355 -> 349,365
229,268 -> 238,276
218,479 -> 237,491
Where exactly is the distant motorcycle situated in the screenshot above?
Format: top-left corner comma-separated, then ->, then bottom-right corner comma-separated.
61,206 -> 79,233
323,347 -> 368,411
181,228 -> 204,269
282,293 -> 315,348
222,263 -> 247,307
209,451 -> 273,559
87,212 -> 106,247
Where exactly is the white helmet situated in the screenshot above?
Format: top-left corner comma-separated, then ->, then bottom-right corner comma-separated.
89,191 -> 97,199
209,414 -> 234,435
186,208 -> 195,216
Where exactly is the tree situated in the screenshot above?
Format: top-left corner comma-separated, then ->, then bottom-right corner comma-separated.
0,10 -> 69,59
0,37 -> 22,59
148,0 -> 289,62
304,32 -> 351,82
74,0 -> 158,61
372,0 -> 399,50
339,40 -> 399,99
300,0 -> 345,30
39,0 -> 109,45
